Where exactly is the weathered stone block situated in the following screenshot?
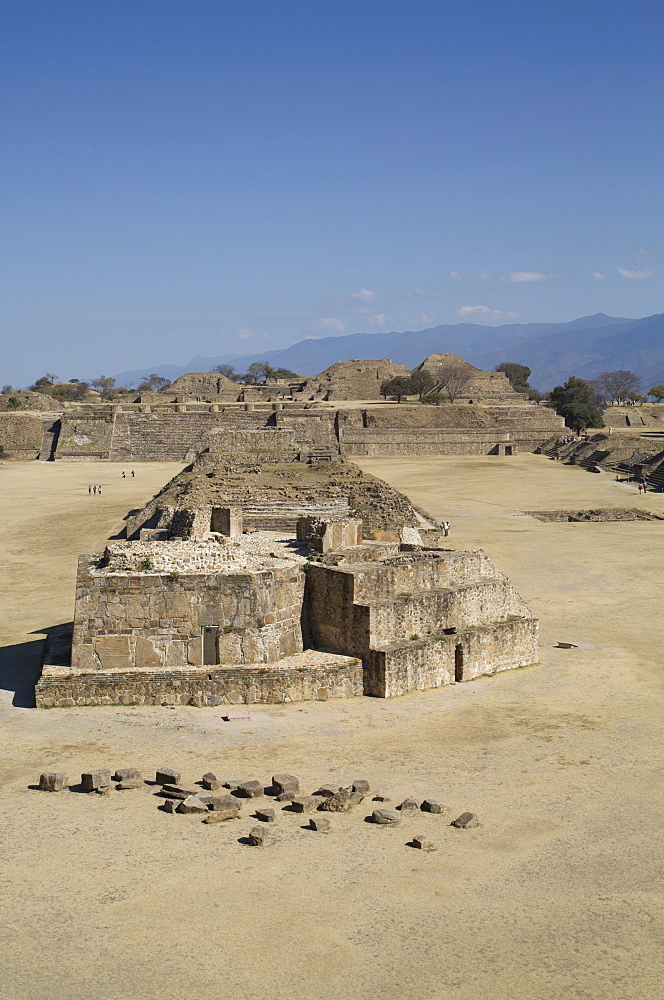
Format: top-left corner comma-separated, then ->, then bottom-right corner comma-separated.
451,811 -> 478,828
95,635 -> 133,671
398,797 -> 419,811
116,778 -> 143,789
176,795 -> 208,814
255,808 -> 275,823
412,835 -> 435,850
112,768 -> 142,782
421,799 -> 443,814
371,808 -> 401,825
236,780 -> 263,798
309,817 -> 331,832
155,767 -> 181,785
291,795 -> 319,813
161,798 -> 178,813
351,779 -> 371,796
81,769 -> 112,791
318,788 -> 352,812
38,772 -> 69,792
247,824 -> 270,846
202,772 -> 220,790
204,809 -> 240,823
134,636 -> 162,669
160,784 -> 200,799
271,773 -> 299,795
276,791 -> 296,803
208,794 -> 241,812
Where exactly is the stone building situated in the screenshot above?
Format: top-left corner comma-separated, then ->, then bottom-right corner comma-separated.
412,354 -> 525,403
37,510 -> 538,707
292,359 -> 411,401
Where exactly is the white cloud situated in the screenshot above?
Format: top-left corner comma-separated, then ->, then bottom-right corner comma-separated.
420,313 -> 434,324
351,288 -> 377,301
369,313 -> 387,327
457,305 -> 518,322
238,327 -> 253,340
507,271 -> 547,283
592,271 -> 605,280
475,270 -> 493,281
318,317 -> 348,332
449,270 -> 461,279
617,266 -> 654,279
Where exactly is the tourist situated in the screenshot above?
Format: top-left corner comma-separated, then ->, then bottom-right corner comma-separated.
98,485 -> 102,495
88,485 -> 92,494
122,470 -> 126,478
131,470 -> 135,477
638,482 -> 643,494
92,485 -> 97,494
443,520 -> 450,537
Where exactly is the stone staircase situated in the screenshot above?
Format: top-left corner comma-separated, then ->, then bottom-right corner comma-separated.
109,413 -> 222,462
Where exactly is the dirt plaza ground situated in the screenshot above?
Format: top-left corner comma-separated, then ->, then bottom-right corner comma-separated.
0,455 -> 662,1000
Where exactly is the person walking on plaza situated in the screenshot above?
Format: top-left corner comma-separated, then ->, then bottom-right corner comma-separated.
131,469 -> 135,477
92,485 -> 97,494
98,485 -> 102,495
443,520 -> 450,537
88,485 -> 92,495
122,470 -> 126,478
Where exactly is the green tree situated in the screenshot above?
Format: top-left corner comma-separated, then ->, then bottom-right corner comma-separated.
649,384 -> 664,402
549,376 -> 599,408
272,367 -> 301,379
559,403 -> 605,432
243,361 -> 276,384
496,362 -> 531,388
90,376 -> 118,399
549,376 -> 604,430
380,376 -> 415,402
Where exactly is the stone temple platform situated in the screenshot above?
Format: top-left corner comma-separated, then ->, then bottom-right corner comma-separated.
36,511 -> 539,708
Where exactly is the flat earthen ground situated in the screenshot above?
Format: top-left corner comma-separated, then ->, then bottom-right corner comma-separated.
1,455 -> 662,1000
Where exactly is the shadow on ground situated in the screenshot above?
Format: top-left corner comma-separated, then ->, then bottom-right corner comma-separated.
0,624 -> 69,708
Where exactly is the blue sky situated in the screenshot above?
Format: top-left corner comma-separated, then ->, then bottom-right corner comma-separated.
1,0 -> 662,385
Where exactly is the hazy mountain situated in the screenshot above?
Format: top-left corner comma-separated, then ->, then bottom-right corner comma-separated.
112,312 -> 664,392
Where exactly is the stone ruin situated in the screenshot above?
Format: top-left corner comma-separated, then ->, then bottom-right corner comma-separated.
37,498 -> 539,706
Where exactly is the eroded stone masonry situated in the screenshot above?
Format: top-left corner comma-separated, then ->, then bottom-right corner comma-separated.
31,352 -> 545,707
38,496 -> 538,707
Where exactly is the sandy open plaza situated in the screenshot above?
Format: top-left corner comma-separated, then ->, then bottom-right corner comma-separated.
1,455 -> 662,1000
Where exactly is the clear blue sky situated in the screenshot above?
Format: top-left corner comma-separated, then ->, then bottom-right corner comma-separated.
1,0 -> 662,386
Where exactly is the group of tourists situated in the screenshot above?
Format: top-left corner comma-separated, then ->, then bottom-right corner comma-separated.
637,480 -> 649,493
560,434 -> 578,444
87,485 -> 103,495
121,469 -> 136,478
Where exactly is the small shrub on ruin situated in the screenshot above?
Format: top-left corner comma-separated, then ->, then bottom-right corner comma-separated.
168,570 -> 180,581
141,557 -> 153,571
410,634 -> 420,641
223,624 -> 234,633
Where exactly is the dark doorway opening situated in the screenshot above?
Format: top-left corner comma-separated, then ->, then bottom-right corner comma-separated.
454,644 -> 464,683
203,626 -> 219,665
505,445 -> 513,456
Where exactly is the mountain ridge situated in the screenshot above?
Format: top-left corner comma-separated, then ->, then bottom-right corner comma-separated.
111,313 -> 664,391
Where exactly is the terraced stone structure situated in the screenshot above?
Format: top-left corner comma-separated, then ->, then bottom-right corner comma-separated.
37,501 -> 538,707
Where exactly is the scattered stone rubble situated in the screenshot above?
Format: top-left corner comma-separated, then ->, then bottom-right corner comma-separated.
34,766 -> 480,848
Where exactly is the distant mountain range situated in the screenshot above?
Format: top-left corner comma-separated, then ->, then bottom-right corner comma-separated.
113,313 -> 664,392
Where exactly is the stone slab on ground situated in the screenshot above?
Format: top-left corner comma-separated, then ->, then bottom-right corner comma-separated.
112,768 -> 142,782
371,808 -> 401,825
81,769 -> 112,792
451,812 -> 478,829
155,768 -> 181,785
38,772 -> 69,792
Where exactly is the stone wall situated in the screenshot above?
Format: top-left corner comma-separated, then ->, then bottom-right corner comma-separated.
304,550 -> 537,696
57,410 -> 115,459
36,653 -> 363,707
0,411 -> 44,459
365,619 -> 539,697
293,360 -> 411,401
71,557 -> 305,670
